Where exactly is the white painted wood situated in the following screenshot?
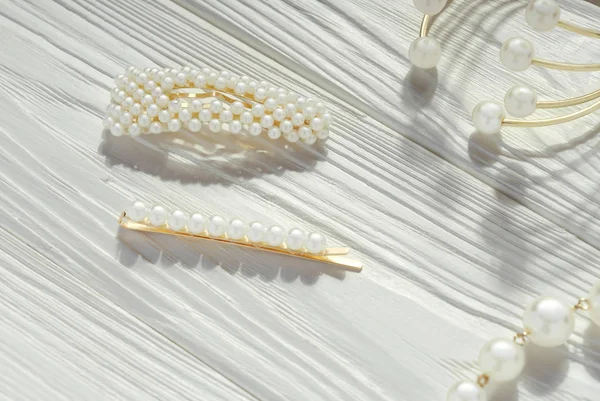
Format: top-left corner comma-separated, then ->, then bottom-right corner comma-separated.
0,1 -> 598,400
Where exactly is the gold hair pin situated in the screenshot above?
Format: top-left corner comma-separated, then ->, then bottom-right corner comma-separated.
409,0 -> 599,135
119,201 -> 362,273
104,66 -> 332,145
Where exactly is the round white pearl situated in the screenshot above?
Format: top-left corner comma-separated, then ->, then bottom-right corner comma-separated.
292,112 -> 305,127
168,119 -> 182,132
168,100 -> 181,114
446,381 -> 486,401
188,118 -> 201,132
209,119 -> 222,133
268,127 -> 281,140
110,123 -> 123,137
227,219 -> 247,240
284,131 -> 299,143
207,72 -> 218,86
231,101 -> 244,115
129,123 -> 141,137
187,213 -> 206,234
526,0 -> 561,32
178,108 -> 191,122
141,94 -> 153,108
589,281 -> 600,326
234,82 -> 247,96
194,75 -> 207,88
285,103 -> 297,117
146,104 -> 159,118
219,110 -> 233,123
413,0 -> 447,15
264,98 -> 278,111
305,232 -> 326,254
122,97 -> 134,110
504,85 -> 537,118
207,215 -> 227,237
409,36 -> 442,69
149,205 -> 168,226
261,115 -> 274,128
303,135 -> 317,145
200,109 -> 212,122
137,114 -> 151,128
167,210 -> 188,231
247,221 -> 267,243
149,122 -> 163,135
102,117 -> 114,129
280,120 -> 294,134
252,104 -> 265,118
298,126 -> 312,139
175,72 -> 187,87
158,110 -> 170,123
254,88 -> 267,101
249,122 -> 263,136
210,100 -> 223,114
303,106 -> 316,120
230,120 -> 243,134
215,77 -> 227,90
310,117 -> 323,131
472,101 -> 505,135
126,200 -> 147,222
265,226 -> 285,247
240,111 -> 254,124
272,108 -> 286,122
161,76 -> 174,91
478,338 -> 525,382
189,99 -> 203,113
155,94 -> 169,109
523,296 -> 575,347
286,228 -> 306,251
130,103 -> 142,116
500,37 -> 535,72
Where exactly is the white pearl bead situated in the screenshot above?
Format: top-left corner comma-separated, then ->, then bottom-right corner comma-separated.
189,99 -> 203,113
227,219 -> 247,240
102,117 -> 114,129
167,210 -> 188,231
215,77 -> 227,90
305,232 -> 326,254
141,94 -> 153,108
589,281 -> 600,326
231,101 -> 244,115
284,131 -> 299,143
207,215 -> 227,237
272,108 -> 286,122
178,108 -> 191,122
158,110 -> 170,123
230,120 -> 243,134
472,101 -> 505,135
194,75 -> 207,88
478,338 -> 525,382
285,103 -> 297,117
261,115 -> 274,128
252,104 -> 265,118
168,119 -> 182,132
187,213 -> 206,234
130,103 -> 142,116
264,98 -> 278,111
161,76 -> 174,91
149,122 -> 163,135
286,228 -> 306,251
303,135 -> 317,145
110,123 -> 123,137
126,200 -> 147,222
240,111 -> 254,124
209,119 -> 222,133
249,122 -> 263,136
146,104 -> 159,118
207,72 -> 218,86
268,127 -> 281,140
265,225 -> 285,247
310,118 -> 323,131
413,0 -> 447,15
174,72 -> 187,87
280,120 -> 294,134
247,221 -> 267,243
210,100 -> 223,114
234,82 -> 247,96
168,100 -> 181,114
298,126 -> 312,139
254,88 -> 267,102
137,114 -> 151,128
504,85 -> 538,118
500,37 -> 535,72
125,81 -> 138,94
129,123 -> 141,137
303,106 -> 316,120
122,97 -> 134,110
200,109 -> 212,122
526,0 -> 561,32
409,37 -> 442,69
523,296 -> 575,347
219,110 -> 233,123
149,205 -> 168,226
188,118 -> 201,132
446,381 -> 486,401
292,112 -> 305,127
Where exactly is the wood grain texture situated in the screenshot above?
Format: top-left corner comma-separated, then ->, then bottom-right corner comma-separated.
0,0 -> 599,400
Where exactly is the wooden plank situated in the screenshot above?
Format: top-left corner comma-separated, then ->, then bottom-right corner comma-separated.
0,0 -> 598,400
178,0 -> 600,250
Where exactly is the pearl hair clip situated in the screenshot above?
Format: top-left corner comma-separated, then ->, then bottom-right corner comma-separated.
409,0 -> 599,136
119,201 -> 363,273
104,66 -> 333,145
446,281 -> 600,401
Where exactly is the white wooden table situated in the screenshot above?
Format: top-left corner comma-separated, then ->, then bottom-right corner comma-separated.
1,0 -> 599,399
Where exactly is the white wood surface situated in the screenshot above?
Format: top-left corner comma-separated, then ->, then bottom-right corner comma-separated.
0,0 -> 599,400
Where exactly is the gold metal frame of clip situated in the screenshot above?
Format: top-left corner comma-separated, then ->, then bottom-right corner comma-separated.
118,213 -> 363,273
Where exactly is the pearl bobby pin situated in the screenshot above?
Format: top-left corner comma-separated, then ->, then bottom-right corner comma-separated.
446,281 -> 600,401
104,66 -> 333,145
119,201 -> 363,273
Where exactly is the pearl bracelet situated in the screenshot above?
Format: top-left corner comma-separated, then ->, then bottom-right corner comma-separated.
447,284 -> 600,401
120,201 -> 362,272
104,66 -> 332,145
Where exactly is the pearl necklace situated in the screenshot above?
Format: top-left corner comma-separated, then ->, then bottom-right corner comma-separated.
447,285 -> 600,400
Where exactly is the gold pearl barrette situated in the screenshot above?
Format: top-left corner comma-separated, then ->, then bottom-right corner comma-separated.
410,0 -> 599,135
119,201 -> 363,273
104,66 -> 332,145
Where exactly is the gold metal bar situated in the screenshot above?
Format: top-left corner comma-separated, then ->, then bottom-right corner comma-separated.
538,88 -> 600,109
419,15 -> 431,37
557,20 -> 600,39
532,58 -> 600,72
118,213 -> 362,272
503,98 -> 600,128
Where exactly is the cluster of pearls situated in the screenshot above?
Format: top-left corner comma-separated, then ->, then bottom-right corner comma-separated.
103,66 -> 332,145
125,200 -> 327,254
408,0 -> 447,69
447,282 -> 600,401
